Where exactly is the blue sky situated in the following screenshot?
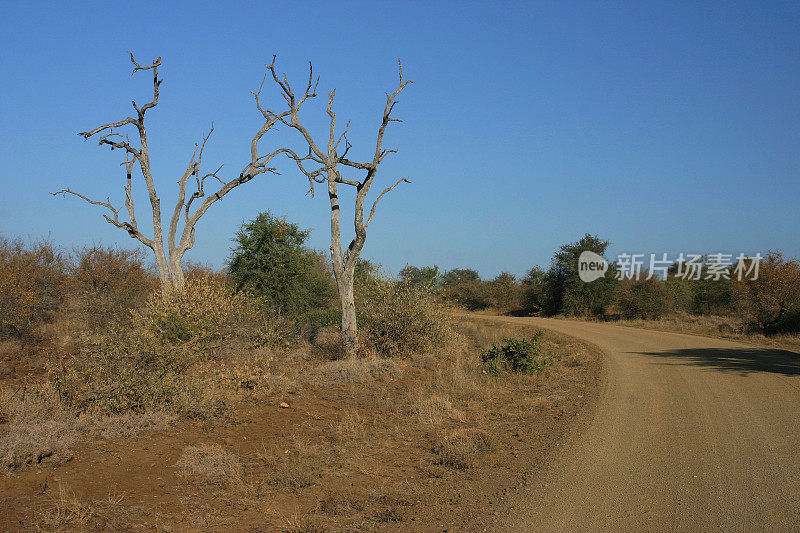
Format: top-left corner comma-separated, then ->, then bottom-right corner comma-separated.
1,1 -> 798,278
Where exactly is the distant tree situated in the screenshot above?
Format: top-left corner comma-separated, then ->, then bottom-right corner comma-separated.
399,264 -> 440,288
520,266 -> 555,315
550,234 -> 617,316
691,277 -> 733,314
439,268 -> 490,310
227,212 -> 334,315
733,251 -> 800,334
666,258 -> 734,315
441,268 -> 481,286
615,275 -> 670,320
663,275 -> 694,313
486,272 -> 519,311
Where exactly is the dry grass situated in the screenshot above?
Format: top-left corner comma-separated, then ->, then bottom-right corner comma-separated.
434,428 -> 493,469
0,382 -> 172,472
333,411 -> 369,442
603,313 -> 800,352
311,356 -> 402,384
1,412 -> 173,474
175,444 -> 243,485
410,393 -> 463,425
35,483 -> 126,531
257,437 -> 335,491
3,312 -> 602,531
0,277 -> 297,475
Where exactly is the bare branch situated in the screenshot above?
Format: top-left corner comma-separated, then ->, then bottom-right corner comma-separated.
128,53 -> 162,118
335,176 -> 362,187
129,52 -> 162,75
122,152 -> 138,233
339,158 -> 373,170
365,178 -> 410,228
284,148 -> 327,196
51,188 -> 154,248
79,118 -> 137,139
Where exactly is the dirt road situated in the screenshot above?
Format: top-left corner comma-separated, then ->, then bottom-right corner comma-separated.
483,316 -> 800,532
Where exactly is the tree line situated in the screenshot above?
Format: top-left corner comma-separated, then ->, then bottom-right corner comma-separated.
402,234 -> 800,336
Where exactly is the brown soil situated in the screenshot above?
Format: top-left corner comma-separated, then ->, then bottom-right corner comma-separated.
0,317 -> 602,532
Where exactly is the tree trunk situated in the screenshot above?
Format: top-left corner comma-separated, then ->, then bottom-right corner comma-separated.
339,274 -> 358,358
153,246 -> 172,293
168,253 -> 185,292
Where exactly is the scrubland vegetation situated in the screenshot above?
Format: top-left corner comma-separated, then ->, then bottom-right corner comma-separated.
1,217 -> 794,529
416,235 -> 800,349
0,223 -> 602,530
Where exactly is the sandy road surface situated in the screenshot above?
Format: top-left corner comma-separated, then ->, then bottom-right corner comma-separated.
480,316 -> 800,532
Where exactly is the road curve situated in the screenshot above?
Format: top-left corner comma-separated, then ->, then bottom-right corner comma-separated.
485,316 -> 800,532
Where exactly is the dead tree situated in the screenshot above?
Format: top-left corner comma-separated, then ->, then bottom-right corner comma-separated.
265,58 -> 412,358
54,53 -> 309,293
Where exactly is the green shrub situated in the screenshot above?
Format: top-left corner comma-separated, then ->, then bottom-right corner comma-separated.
520,266 -> 555,315
691,277 -> 734,315
296,307 -> 342,342
485,272 -> 520,312
551,234 -> 616,316
481,332 -> 555,374
562,276 -> 617,317
227,212 -> 335,315
766,306 -> 800,335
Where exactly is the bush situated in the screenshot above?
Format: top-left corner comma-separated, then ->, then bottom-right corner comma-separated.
142,274 -> 254,347
561,275 -> 617,317
664,277 -> 694,313
615,276 -> 670,320
357,274 -> 449,357
691,277 -> 734,315
0,237 -> 67,340
549,234 -> 616,316
480,332 -> 555,374
733,251 -> 800,334
50,275 -> 253,416
767,306 -> 800,335
69,245 -> 155,330
296,307 -> 342,342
